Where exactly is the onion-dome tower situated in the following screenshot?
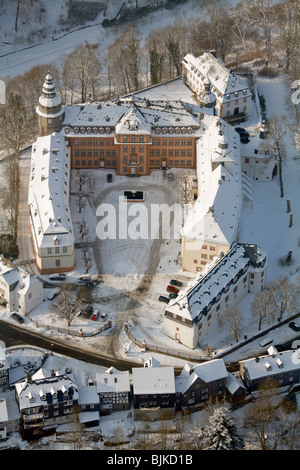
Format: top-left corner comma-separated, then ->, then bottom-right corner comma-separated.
36,73 -> 64,136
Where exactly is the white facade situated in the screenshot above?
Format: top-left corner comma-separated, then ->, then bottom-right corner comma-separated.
0,256 -> 43,315
164,243 -> 267,349
241,124 -> 277,182
181,115 -> 242,272
182,52 -> 252,121
28,133 -> 75,274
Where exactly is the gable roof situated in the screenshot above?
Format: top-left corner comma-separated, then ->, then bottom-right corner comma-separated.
175,360 -> 228,394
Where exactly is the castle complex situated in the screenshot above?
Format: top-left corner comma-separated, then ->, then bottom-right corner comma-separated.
29,53 -> 276,278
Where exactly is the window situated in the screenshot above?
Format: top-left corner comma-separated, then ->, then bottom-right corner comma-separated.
63,246 -> 68,253
47,248 -> 52,254
55,260 -> 61,267
55,247 -> 59,254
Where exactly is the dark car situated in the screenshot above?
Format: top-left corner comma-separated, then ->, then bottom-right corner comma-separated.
107,174 -> 113,183
49,273 -> 66,281
169,293 -> 178,299
235,127 -> 246,134
11,313 -> 24,324
240,137 -> 250,144
170,279 -> 183,287
159,295 -> 170,304
240,131 -> 250,138
289,321 -> 300,332
78,276 -> 92,284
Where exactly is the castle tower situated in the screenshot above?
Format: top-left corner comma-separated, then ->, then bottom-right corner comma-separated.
36,73 -> 64,136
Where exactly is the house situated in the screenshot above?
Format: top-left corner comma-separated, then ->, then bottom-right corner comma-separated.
132,361 -> 176,421
239,346 -> 300,392
0,256 -> 43,315
0,346 -> 9,393
96,367 -> 130,415
175,360 -> 228,410
182,51 -> 252,122
164,243 -> 267,349
77,385 -> 100,427
28,133 -> 75,274
15,372 -> 79,430
225,373 -> 247,408
0,391 -> 20,438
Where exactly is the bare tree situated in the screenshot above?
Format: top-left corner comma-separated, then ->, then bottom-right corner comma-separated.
76,193 -> 87,214
266,115 -> 287,198
251,288 -> 274,331
179,169 -> 192,206
267,276 -> 298,321
219,306 -> 242,342
247,0 -> 276,67
50,283 -> 82,327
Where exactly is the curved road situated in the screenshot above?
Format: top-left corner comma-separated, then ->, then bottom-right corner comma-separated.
0,319 -> 140,372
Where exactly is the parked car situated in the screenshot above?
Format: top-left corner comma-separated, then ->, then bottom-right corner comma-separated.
289,321 -> 300,332
168,173 -> 174,181
47,288 -> 60,300
159,295 -> 170,304
78,276 -> 92,284
11,312 -> 24,324
235,127 -> 246,134
100,312 -> 107,322
240,137 -> 250,144
169,293 -> 178,299
91,309 -> 100,321
106,173 -> 113,183
170,279 -> 183,287
167,285 -> 179,294
49,273 -> 66,281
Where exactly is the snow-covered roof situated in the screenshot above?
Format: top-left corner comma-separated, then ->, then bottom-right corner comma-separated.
241,349 -> 300,381
0,256 -> 41,296
15,374 -> 78,410
96,367 -> 130,394
166,243 -> 266,322
183,52 -> 251,98
182,115 -> 241,245
132,366 -> 175,395
0,398 -> 8,423
62,98 -> 201,135
28,133 -> 74,250
77,386 -> 99,405
175,360 -> 228,394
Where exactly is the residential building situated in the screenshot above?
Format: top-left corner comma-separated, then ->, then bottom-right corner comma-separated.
28,133 -> 75,274
77,385 -> 100,427
0,256 -> 43,315
0,346 -> 9,393
239,346 -> 300,392
15,373 -> 79,430
132,362 -> 176,421
175,360 -> 228,410
0,392 -> 20,437
225,373 -> 247,408
182,51 -> 252,121
96,367 -> 130,415
164,243 -> 267,349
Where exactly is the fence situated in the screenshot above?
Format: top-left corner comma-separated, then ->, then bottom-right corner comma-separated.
124,323 -> 211,362
124,311 -> 300,364
29,317 -> 112,338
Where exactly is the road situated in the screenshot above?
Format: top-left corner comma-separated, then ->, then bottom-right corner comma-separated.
0,319 -> 140,372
